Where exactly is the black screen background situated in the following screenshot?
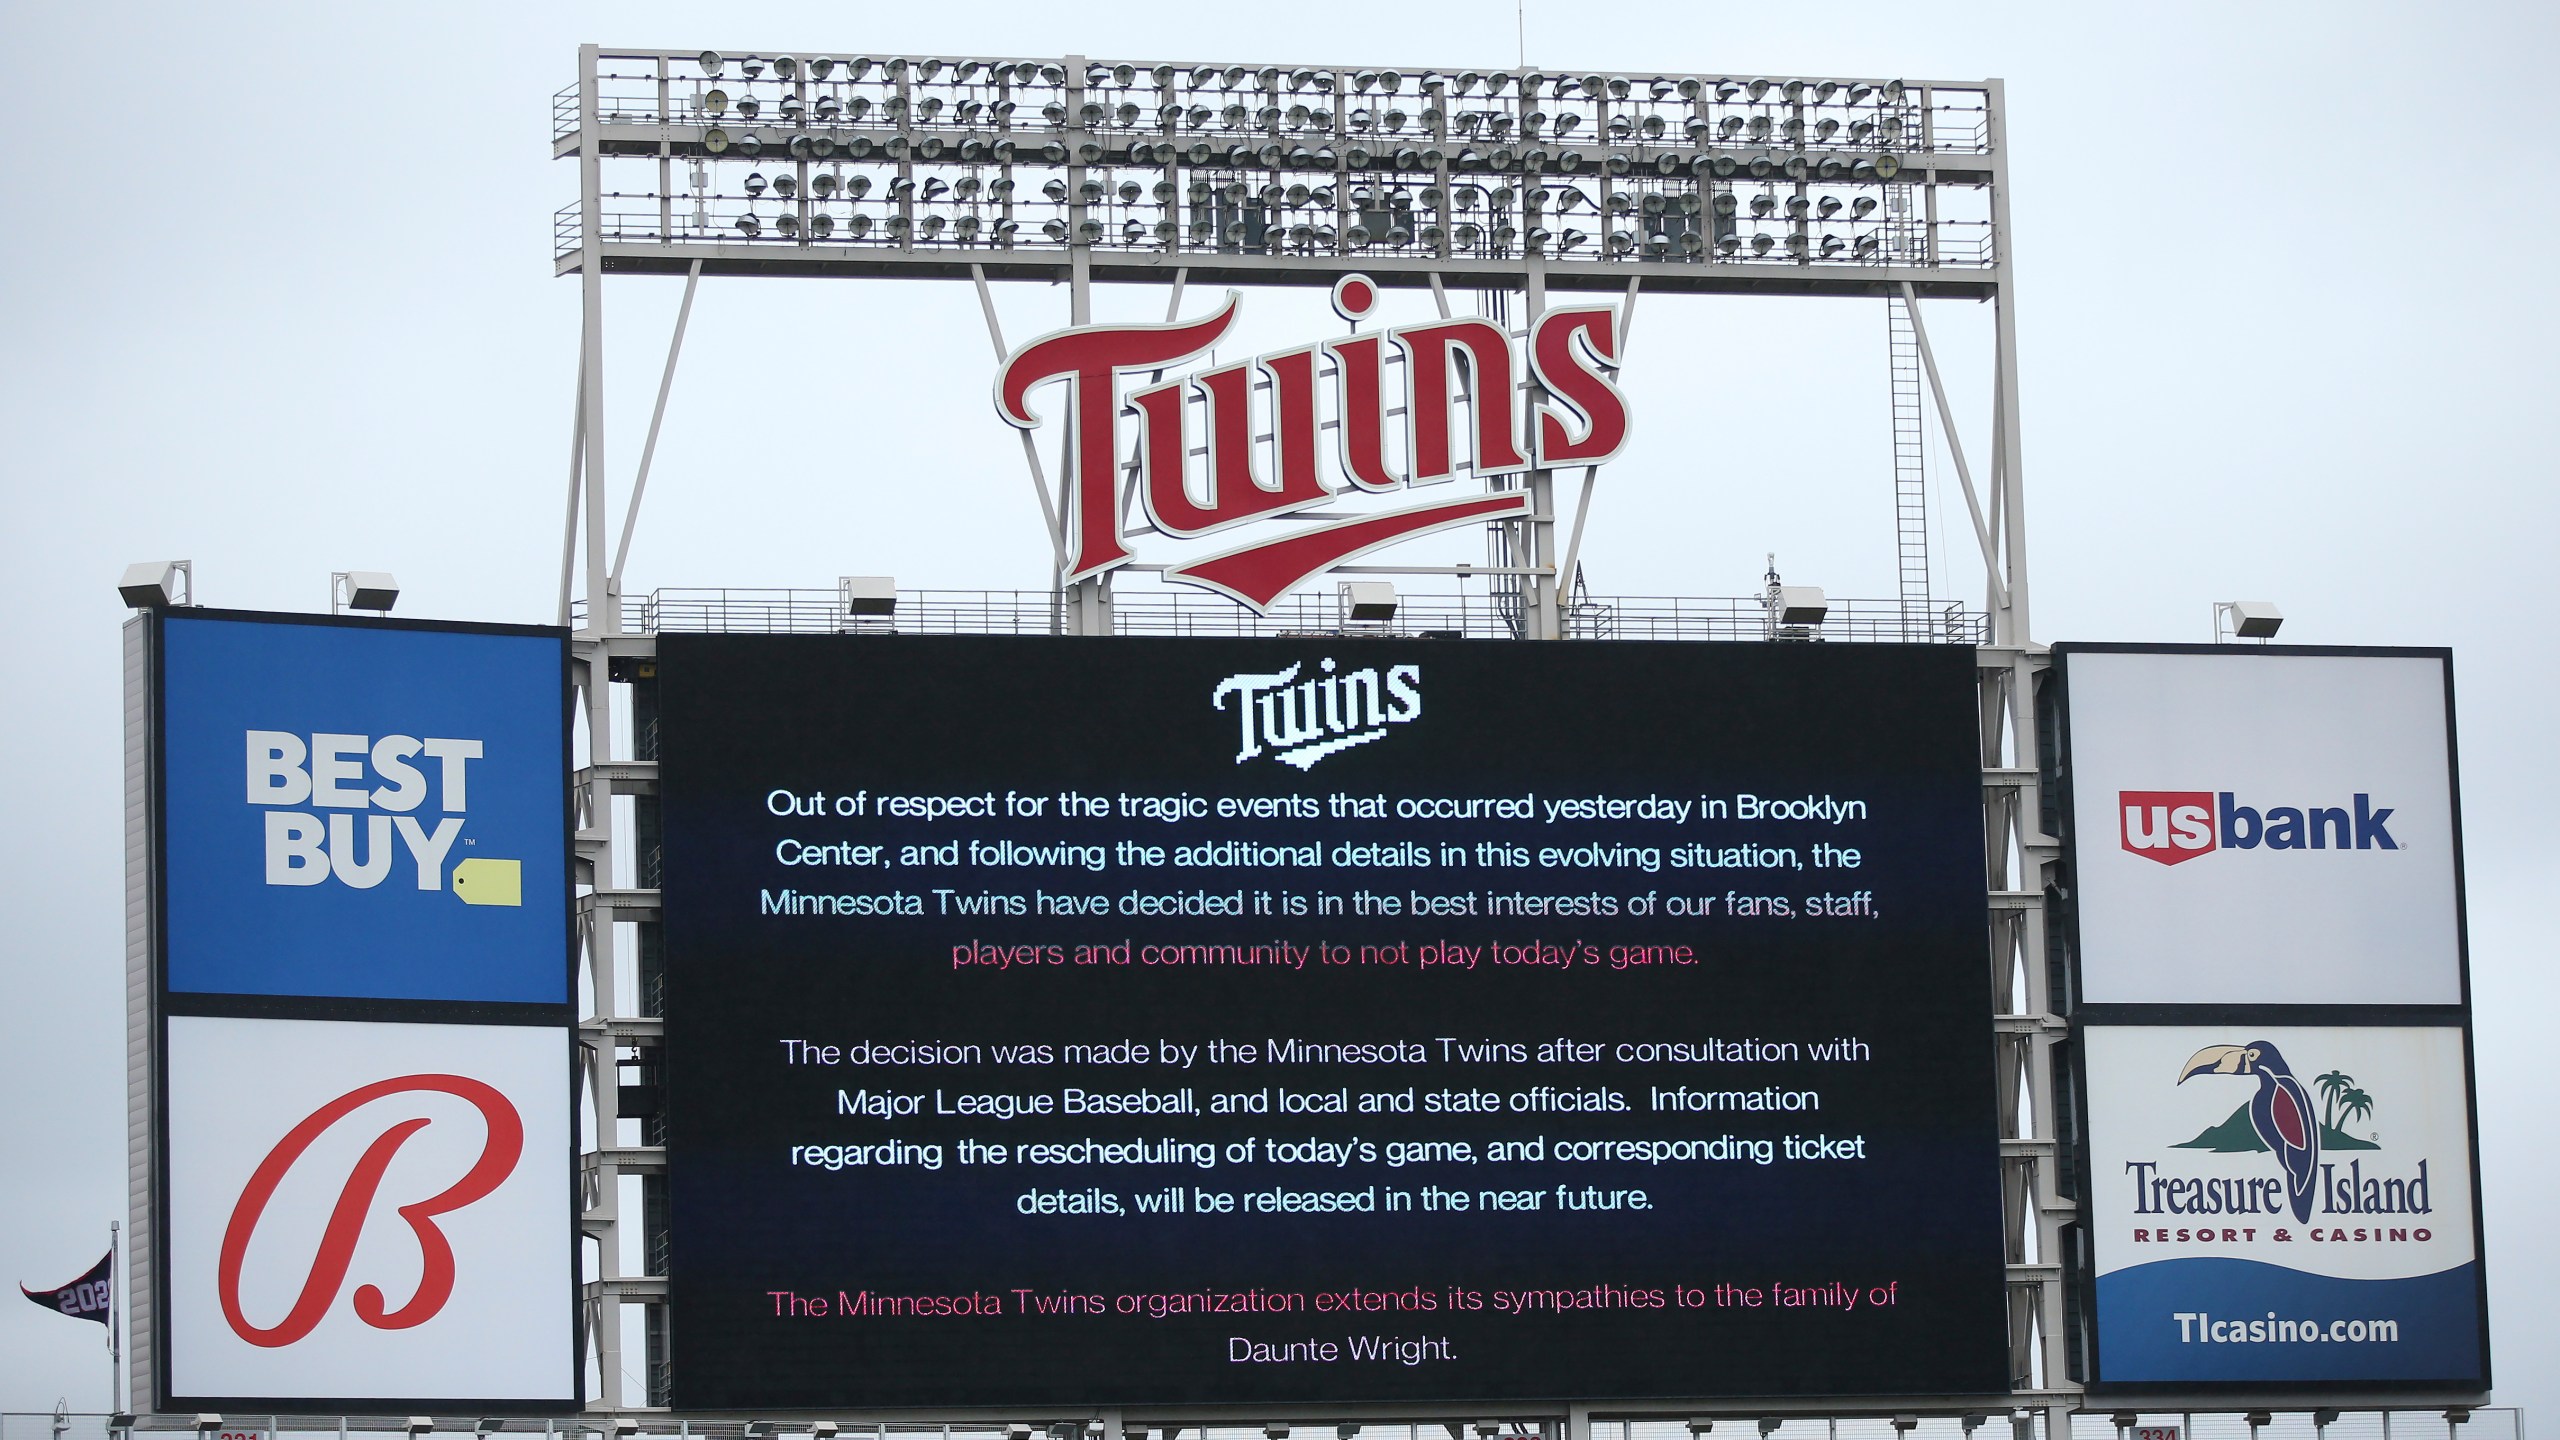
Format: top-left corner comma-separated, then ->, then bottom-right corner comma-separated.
660,635 -> 2008,1408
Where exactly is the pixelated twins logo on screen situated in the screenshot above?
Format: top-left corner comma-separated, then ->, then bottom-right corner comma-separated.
160,616 -> 568,1004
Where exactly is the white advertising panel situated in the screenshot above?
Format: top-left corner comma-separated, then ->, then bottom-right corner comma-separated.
2060,649 -> 2461,1006
2082,1024 -> 2483,1386
164,1016 -> 573,1404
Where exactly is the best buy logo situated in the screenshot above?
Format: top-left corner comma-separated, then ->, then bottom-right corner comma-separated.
245,730 -> 519,905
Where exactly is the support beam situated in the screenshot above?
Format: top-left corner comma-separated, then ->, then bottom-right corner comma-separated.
577,45 -> 612,639
1554,275 -> 1641,624
557,350 -> 587,627
971,262 -> 1065,566
610,259 -> 702,592
1898,282 -> 2006,613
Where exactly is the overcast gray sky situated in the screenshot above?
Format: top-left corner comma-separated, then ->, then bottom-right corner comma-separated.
4,0 -> 2553,1420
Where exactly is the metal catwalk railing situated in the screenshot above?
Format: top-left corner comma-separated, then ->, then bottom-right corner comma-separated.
578,587 -> 1989,644
6,1412 -> 2522,1440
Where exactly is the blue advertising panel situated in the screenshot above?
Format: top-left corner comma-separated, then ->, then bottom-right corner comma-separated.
158,612 -> 569,1005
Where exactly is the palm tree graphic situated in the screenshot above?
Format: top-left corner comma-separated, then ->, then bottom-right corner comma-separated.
2314,1069 -> 2354,1130
2338,1086 -> 2376,1135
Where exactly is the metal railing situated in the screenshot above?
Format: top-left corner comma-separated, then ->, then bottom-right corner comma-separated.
577,587 -> 1987,643
5,1412 -> 2520,1440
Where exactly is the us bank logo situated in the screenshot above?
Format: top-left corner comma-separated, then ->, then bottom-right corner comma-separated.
1214,658 -> 1420,770
2117,789 -> 2400,867
248,730 -> 521,905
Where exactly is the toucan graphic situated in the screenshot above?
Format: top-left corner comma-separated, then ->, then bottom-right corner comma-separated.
2179,1041 -> 2320,1223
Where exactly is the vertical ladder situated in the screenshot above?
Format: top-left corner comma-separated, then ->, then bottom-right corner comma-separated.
1887,294 -> 1932,639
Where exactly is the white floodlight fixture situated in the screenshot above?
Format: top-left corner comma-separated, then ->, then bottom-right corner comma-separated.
735,131 -> 763,155
697,50 -> 724,76
741,1427 -> 775,1440
1880,79 -> 1906,102
407,1420 -> 435,1439
1264,1427 -> 1291,1440
740,55 -> 765,78
1749,232 -> 1773,255
2216,600 -> 2283,641
119,559 -> 192,609
1960,1418 -> 1989,1435
773,55 -> 800,81
194,1418 -> 223,1439
2312,1414 -> 2342,1432
1757,1424 -> 1783,1440
1744,77 -> 1773,100
1472,1426 -> 1502,1440
474,1423 -> 505,1437
1873,152 -> 1902,179
331,570 -> 399,613
1889,1423 -> 1918,1437
1686,1423 -> 1714,1437
809,1426 -> 838,1440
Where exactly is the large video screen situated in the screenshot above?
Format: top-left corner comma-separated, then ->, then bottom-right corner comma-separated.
659,635 -> 2008,1408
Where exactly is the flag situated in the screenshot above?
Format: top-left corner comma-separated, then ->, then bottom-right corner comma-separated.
20,1251 -> 111,1327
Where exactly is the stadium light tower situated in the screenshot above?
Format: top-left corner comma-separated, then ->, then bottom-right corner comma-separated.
550,48 -> 2059,1419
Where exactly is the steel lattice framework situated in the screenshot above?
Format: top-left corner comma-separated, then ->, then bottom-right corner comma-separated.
554,45 -> 2061,1435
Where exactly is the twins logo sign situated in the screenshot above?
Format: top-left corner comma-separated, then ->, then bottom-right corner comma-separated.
997,275 -> 1628,612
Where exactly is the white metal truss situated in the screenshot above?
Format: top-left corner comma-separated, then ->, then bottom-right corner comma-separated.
554,46 -> 2060,1426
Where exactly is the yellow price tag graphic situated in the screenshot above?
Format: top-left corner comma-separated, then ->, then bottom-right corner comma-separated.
452,857 -> 523,907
